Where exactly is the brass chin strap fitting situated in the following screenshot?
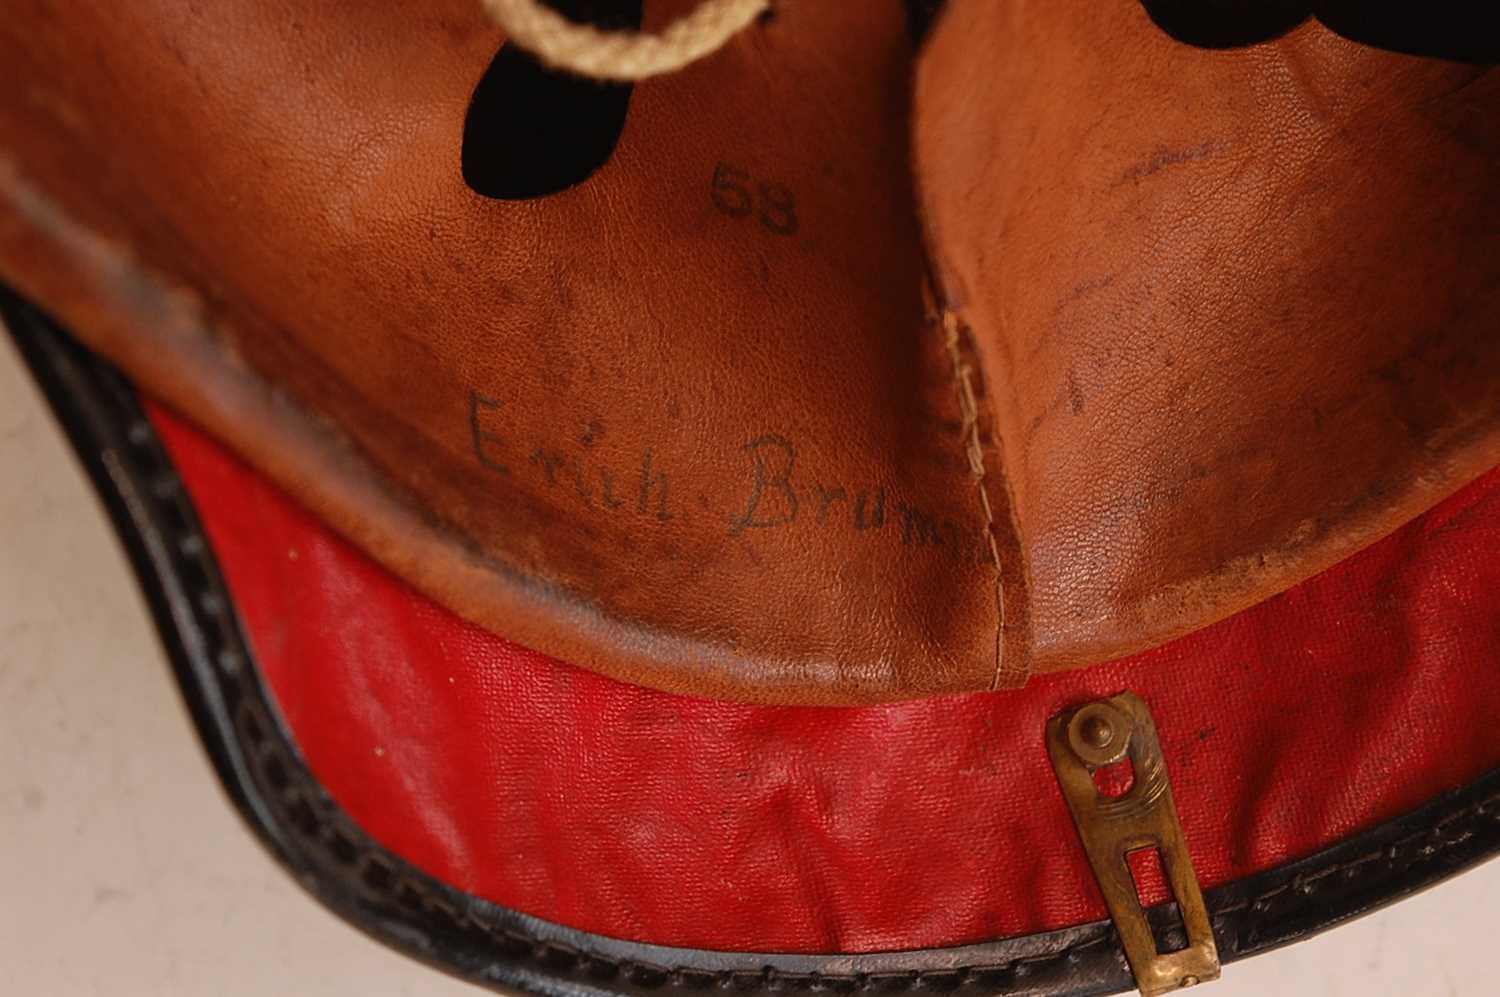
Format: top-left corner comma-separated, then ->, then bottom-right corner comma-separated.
1047,693 -> 1221,995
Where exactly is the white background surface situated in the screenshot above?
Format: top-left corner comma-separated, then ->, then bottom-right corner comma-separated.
1,329 -> 1494,996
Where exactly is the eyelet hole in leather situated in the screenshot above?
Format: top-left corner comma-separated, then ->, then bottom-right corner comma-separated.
1136,0 -> 1309,49
1138,0 -> 1497,61
461,0 -> 644,200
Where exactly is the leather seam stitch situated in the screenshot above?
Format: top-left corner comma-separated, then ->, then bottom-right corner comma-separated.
940,307 -> 1008,691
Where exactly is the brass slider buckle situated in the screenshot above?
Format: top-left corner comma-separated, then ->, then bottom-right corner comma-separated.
1046,693 -> 1220,995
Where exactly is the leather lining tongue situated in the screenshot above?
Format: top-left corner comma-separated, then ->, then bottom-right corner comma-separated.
913,0 -> 1500,675
0,0 -> 1005,703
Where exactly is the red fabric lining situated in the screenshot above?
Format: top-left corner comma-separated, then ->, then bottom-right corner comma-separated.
150,403 -> 1500,954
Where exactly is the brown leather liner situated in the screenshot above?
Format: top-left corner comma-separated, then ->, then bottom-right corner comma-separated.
914,0 -> 1500,674
3,0 -> 1496,703
0,0 -> 1009,703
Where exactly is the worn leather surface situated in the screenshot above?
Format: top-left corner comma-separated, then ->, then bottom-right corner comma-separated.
0,0 -> 1002,703
914,0 -> 1500,673
148,392 -> 1500,953
3,0 -> 1498,702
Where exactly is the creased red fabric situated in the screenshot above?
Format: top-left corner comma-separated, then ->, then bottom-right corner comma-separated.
151,402 -> 1500,954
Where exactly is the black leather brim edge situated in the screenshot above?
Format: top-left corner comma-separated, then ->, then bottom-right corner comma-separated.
7,284 -> 1500,997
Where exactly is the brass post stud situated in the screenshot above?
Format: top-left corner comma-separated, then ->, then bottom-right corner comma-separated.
1066,701 -> 1132,767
